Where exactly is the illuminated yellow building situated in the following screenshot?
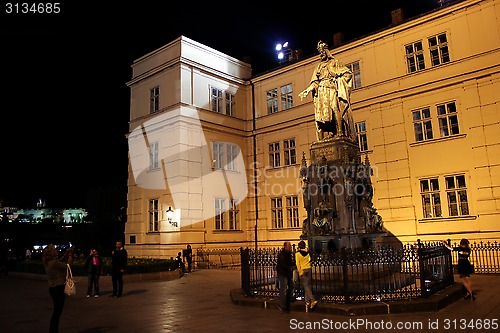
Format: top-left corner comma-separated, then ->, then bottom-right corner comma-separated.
126,0 -> 500,258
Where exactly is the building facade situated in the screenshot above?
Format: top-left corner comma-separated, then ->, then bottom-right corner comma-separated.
126,0 -> 500,258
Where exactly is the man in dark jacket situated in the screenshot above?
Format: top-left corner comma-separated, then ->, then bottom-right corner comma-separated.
276,241 -> 296,312
111,241 -> 127,297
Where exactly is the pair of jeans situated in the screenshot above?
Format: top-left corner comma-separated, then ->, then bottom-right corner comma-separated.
111,271 -> 124,296
300,268 -> 315,302
48,284 -> 66,333
87,273 -> 100,295
278,274 -> 293,310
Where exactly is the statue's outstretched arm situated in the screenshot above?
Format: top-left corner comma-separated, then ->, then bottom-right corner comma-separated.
299,82 -> 318,101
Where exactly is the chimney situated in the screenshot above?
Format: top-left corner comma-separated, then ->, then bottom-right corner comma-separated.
333,32 -> 344,48
391,8 -> 404,25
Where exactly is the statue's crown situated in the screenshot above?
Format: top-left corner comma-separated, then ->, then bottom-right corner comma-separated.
317,40 -> 328,51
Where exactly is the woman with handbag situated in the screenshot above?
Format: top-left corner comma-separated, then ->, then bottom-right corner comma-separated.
442,238 -> 475,300
42,244 -> 73,333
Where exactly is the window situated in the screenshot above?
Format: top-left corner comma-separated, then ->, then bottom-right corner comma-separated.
228,199 -> 239,230
271,197 -> 283,228
346,61 -> 362,89
355,121 -> 368,151
280,84 -> 293,110
283,138 -> 296,166
270,139 -> 296,167
412,108 -> 433,142
215,198 -> 240,230
211,87 -> 223,113
445,175 -> 469,216
405,41 -> 425,73
420,178 -> 442,218
225,92 -> 235,116
212,142 -> 238,171
215,198 -> 225,230
437,101 -> 459,137
148,199 -> 160,232
149,141 -> 159,170
286,196 -> 300,228
428,33 -> 450,66
269,142 -> 281,168
212,142 -> 224,169
266,88 -> 279,114
150,86 -> 160,113
420,175 -> 470,219
210,87 -> 236,116
226,144 -> 237,171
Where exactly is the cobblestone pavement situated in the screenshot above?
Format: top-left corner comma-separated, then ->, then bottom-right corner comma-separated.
0,269 -> 499,333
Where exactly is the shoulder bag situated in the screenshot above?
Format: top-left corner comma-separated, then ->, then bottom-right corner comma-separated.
64,264 -> 76,296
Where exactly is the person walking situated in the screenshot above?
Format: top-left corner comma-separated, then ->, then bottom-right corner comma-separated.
295,240 -> 318,312
442,238 -> 475,300
110,241 -> 128,298
42,244 -> 73,333
276,241 -> 296,312
84,249 -> 103,297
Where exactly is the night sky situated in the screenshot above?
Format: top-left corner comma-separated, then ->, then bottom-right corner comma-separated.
0,1 -> 444,208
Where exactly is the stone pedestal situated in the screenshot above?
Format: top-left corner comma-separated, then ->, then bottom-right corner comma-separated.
300,136 -> 384,251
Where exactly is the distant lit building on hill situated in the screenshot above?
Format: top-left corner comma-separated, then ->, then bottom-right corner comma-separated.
125,0 -> 500,258
1,202 -> 87,224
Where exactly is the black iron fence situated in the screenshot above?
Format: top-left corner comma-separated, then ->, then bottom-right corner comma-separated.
189,240 -> 499,275
449,240 -> 500,274
241,240 -> 454,304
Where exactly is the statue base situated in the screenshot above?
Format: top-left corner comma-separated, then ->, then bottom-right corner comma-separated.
306,232 -> 387,254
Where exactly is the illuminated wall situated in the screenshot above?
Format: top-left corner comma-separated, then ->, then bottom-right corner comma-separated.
126,0 -> 500,258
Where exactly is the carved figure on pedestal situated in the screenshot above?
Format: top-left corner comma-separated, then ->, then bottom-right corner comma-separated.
363,206 -> 383,233
299,41 -> 356,141
312,201 -> 334,235
343,178 -> 356,234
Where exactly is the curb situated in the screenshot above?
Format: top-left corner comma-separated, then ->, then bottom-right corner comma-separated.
230,282 -> 465,315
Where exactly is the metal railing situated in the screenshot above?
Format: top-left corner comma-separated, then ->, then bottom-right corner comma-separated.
449,240 -> 500,274
241,240 -> 454,304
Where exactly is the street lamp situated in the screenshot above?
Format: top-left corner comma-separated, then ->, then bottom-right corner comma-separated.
166,206 -> 177,227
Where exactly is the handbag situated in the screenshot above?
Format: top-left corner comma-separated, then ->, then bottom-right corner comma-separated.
64,264 -> 76,296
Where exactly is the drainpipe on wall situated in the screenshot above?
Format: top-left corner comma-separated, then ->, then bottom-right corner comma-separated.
250,80 -> 259,251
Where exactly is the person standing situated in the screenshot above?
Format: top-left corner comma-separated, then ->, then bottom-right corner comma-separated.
295,240 -> 318,312
442,238 -> 475,300
111,241 -> 127,297
276,241 -> 296,312
84,249 -> 103,297
175,251 -> 185,272
185,244 -> 193,272
42,244 -> 73,333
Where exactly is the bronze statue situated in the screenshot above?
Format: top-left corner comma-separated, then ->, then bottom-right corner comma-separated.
299,41 -> 356,141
